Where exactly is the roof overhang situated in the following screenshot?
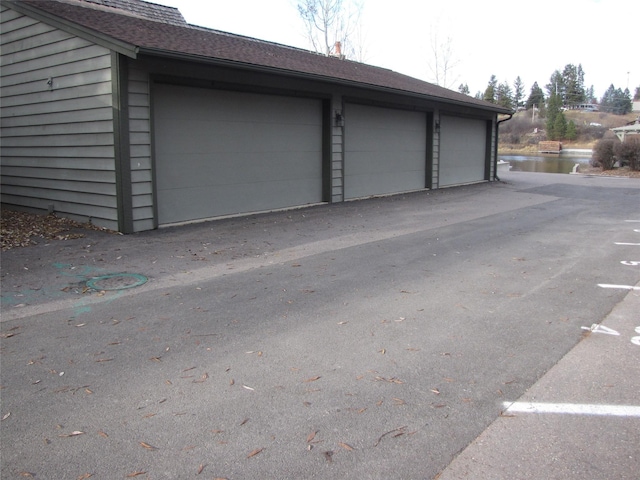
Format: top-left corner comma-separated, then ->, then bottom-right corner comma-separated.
611,124 -> 640,141
138,47 -> 511,115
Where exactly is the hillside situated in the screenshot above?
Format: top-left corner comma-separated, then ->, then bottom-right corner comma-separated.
498,111 -> 638,153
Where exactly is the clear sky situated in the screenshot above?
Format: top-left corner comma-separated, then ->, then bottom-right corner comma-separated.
152,0 -> 638,100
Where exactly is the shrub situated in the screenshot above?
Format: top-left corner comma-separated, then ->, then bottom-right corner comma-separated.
591,139 -> 616,170
614,136 -> 640,171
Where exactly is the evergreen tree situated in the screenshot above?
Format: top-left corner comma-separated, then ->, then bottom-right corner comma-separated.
562,64 -> 586,106
496,81 -> 514,109
458,83 -> 470,95
553,112 -> 567,140
483,75 -> 498,103
526,82 -> 545,110
585,86 -> 596,103
620,88 -> 633,114
513,76 -> 525,109
601,85 -> 633,114
566,120 -> 577,141
546,93 -> 563,140
546,70 -> 565,103
634,86 -> 640,101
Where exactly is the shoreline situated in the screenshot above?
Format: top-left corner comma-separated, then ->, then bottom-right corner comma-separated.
498,145 -> 595,156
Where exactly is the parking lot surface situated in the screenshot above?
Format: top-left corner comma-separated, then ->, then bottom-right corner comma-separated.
2,170 -> 639,479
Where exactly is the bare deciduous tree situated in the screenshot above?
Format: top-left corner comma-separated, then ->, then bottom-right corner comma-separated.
426,18 -> 460,89
297,0 -> 364,59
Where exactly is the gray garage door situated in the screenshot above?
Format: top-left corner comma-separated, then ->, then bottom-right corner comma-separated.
439,115 -> 487,186
344,104 -> 427,199
153,84 -> 323,225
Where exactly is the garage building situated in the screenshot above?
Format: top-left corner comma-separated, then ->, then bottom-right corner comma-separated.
0,0 -> 511,233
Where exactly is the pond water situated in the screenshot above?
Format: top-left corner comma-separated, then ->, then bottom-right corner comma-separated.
499,151 -> 592,174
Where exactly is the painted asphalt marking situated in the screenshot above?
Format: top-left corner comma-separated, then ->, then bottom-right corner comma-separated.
580,324 -> 619,335
597,284 -> 640,291
503,402 -> 640,417
621,261 -> 640,266
86,273 -> 148,291
614,243 -> 640,246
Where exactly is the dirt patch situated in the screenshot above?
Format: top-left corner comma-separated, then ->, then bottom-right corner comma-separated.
0,210 -> 116,251
576,165 -> 640,178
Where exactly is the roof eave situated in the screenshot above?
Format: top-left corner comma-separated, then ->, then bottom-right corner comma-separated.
139,47 -> 510,114
2,0 -> 139,58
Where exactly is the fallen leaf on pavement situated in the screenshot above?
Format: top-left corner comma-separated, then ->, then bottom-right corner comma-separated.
303,376 -> 321,383
374,426 -> 407,447
125,472 -> 146,478
306,431 -> 317,443
338,442 -> 354,451
193,372 -> 208,383
59,431 -> 84,437
247,447 -> 264,458
140,441 -> 157,450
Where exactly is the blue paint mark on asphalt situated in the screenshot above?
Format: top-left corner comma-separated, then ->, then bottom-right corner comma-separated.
1,263 -> 141,319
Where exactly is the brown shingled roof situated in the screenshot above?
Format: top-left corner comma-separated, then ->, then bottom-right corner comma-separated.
14,0 -> 509,113
77,0 -> 187,26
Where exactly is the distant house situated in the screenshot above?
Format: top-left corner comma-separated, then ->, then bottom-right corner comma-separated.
0,0 -> 511,233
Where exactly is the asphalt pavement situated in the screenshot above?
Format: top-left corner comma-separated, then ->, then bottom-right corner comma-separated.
1,169 -> 639,479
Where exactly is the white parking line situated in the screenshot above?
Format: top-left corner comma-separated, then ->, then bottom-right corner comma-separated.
598,284 -> 640,290
503,402 -> 640,417
580,324 -> 619,335
614,242 -> 640,246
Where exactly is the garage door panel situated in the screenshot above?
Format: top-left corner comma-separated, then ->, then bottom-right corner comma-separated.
158,151 -> 321,191
155,87 -> 320,126
159,176 -> 321,223
348,128 -> 425,154
156,119 -> 320,156
347,170 -> 425,196
154,84 -> 323,224
345,104 -> 426,199
439,116 -> 487,186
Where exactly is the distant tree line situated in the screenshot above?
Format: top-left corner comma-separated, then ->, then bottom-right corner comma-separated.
458,64 -> 635,118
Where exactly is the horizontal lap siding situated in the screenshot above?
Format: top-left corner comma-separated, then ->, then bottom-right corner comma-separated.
128,63 -> 154,231
0,6 -> 117,229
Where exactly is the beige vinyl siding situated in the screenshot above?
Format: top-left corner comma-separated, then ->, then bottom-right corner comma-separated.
127,63 -> 154,231
0,6 -> 118,229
